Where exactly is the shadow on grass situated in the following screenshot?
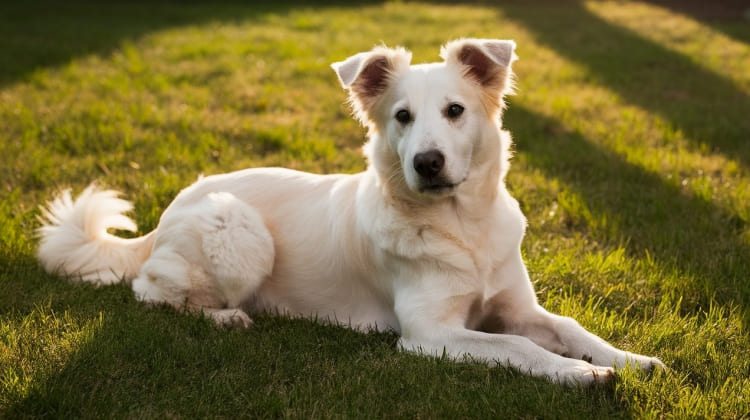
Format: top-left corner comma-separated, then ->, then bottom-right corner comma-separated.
0,245 -> 622,416
0,1 -> 376,88
643,0 -> 750,45
498,1 -> 750,170
506,104 -> 750,314
1,271 -> 625,418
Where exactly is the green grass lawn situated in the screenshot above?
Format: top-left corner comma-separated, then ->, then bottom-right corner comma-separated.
2,1 -> 750,417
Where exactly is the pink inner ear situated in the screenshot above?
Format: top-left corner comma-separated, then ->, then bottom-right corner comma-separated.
458,45 -> 497,86
353,57 -> 391,98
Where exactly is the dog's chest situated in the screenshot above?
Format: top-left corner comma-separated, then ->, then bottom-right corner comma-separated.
377,197 -> 526,281
461,208 -> 525,283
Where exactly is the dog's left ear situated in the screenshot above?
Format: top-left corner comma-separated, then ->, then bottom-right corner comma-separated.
441,38 -> 518,111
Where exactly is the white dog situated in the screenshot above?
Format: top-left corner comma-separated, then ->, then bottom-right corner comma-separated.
38,39 -> 663,385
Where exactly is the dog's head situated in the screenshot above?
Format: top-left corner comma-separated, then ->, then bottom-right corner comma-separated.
332,39 -> 517,200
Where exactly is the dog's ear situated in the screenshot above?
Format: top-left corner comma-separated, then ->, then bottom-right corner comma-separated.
331,46 -> 411,124
441,39 -> 517,111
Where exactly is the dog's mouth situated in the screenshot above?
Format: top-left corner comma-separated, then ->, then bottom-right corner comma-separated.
418,177 -> 466,195
420,182 -> 456,193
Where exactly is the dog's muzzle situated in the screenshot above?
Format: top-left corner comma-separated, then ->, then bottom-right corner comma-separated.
413,149 -> 463,194
413,150 -> 445,179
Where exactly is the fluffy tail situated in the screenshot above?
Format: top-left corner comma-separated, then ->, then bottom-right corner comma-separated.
37,185 -> 156,285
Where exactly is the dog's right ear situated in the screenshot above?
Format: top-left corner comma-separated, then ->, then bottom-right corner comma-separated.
331,46 -> 411,124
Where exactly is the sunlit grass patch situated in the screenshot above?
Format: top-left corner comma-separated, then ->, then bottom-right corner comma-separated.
0,305 -> 103,408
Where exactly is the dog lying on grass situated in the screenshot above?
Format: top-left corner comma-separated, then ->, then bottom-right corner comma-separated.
38,38 -> 663,385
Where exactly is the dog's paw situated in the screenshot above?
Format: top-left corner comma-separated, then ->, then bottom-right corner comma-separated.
617,353 -> 666,373
555,361 -> 615,386
209,309 -> 253,329
641,356 -> 667,374
639,356 -> 666,372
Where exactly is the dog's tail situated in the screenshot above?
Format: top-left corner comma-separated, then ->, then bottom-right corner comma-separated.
37,185 -> 156,285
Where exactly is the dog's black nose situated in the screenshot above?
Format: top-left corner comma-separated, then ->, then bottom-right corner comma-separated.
413,150 -> 445,178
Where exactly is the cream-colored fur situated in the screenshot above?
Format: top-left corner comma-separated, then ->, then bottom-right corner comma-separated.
37,39 -> 663,385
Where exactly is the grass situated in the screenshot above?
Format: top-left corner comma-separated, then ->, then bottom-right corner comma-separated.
1,0 -> 749,417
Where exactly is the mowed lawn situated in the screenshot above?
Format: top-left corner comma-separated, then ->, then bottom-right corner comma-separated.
2,1 -> 750,417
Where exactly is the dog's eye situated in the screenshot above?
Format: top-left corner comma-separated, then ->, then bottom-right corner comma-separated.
395,109 -> 412,124
445,103 -> 465,119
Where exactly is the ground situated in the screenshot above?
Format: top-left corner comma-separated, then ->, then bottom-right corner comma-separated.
1,1 -> 749,417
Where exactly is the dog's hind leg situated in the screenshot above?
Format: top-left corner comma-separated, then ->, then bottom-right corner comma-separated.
132,192 -> 274,328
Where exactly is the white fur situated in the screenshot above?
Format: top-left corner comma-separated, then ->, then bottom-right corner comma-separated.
37,39 -> 663,385
37,186 -> 155,285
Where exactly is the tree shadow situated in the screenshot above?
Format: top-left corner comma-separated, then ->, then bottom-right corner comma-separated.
506,104 -> 750,315
2,272 -> 626,418
643,0 -> 750,45
498,1 -> 750,170
0,0 -> 376,89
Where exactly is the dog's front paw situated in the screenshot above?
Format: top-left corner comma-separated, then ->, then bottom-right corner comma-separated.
617,353 -> 666,373
554,360 -> 615,386
209,309 -> 253,329
641,356 -> 666,372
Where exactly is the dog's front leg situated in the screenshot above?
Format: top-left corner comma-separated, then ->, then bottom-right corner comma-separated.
393,286 -> 615,385
492,253 -> 665,372
522,307 -> 665,371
